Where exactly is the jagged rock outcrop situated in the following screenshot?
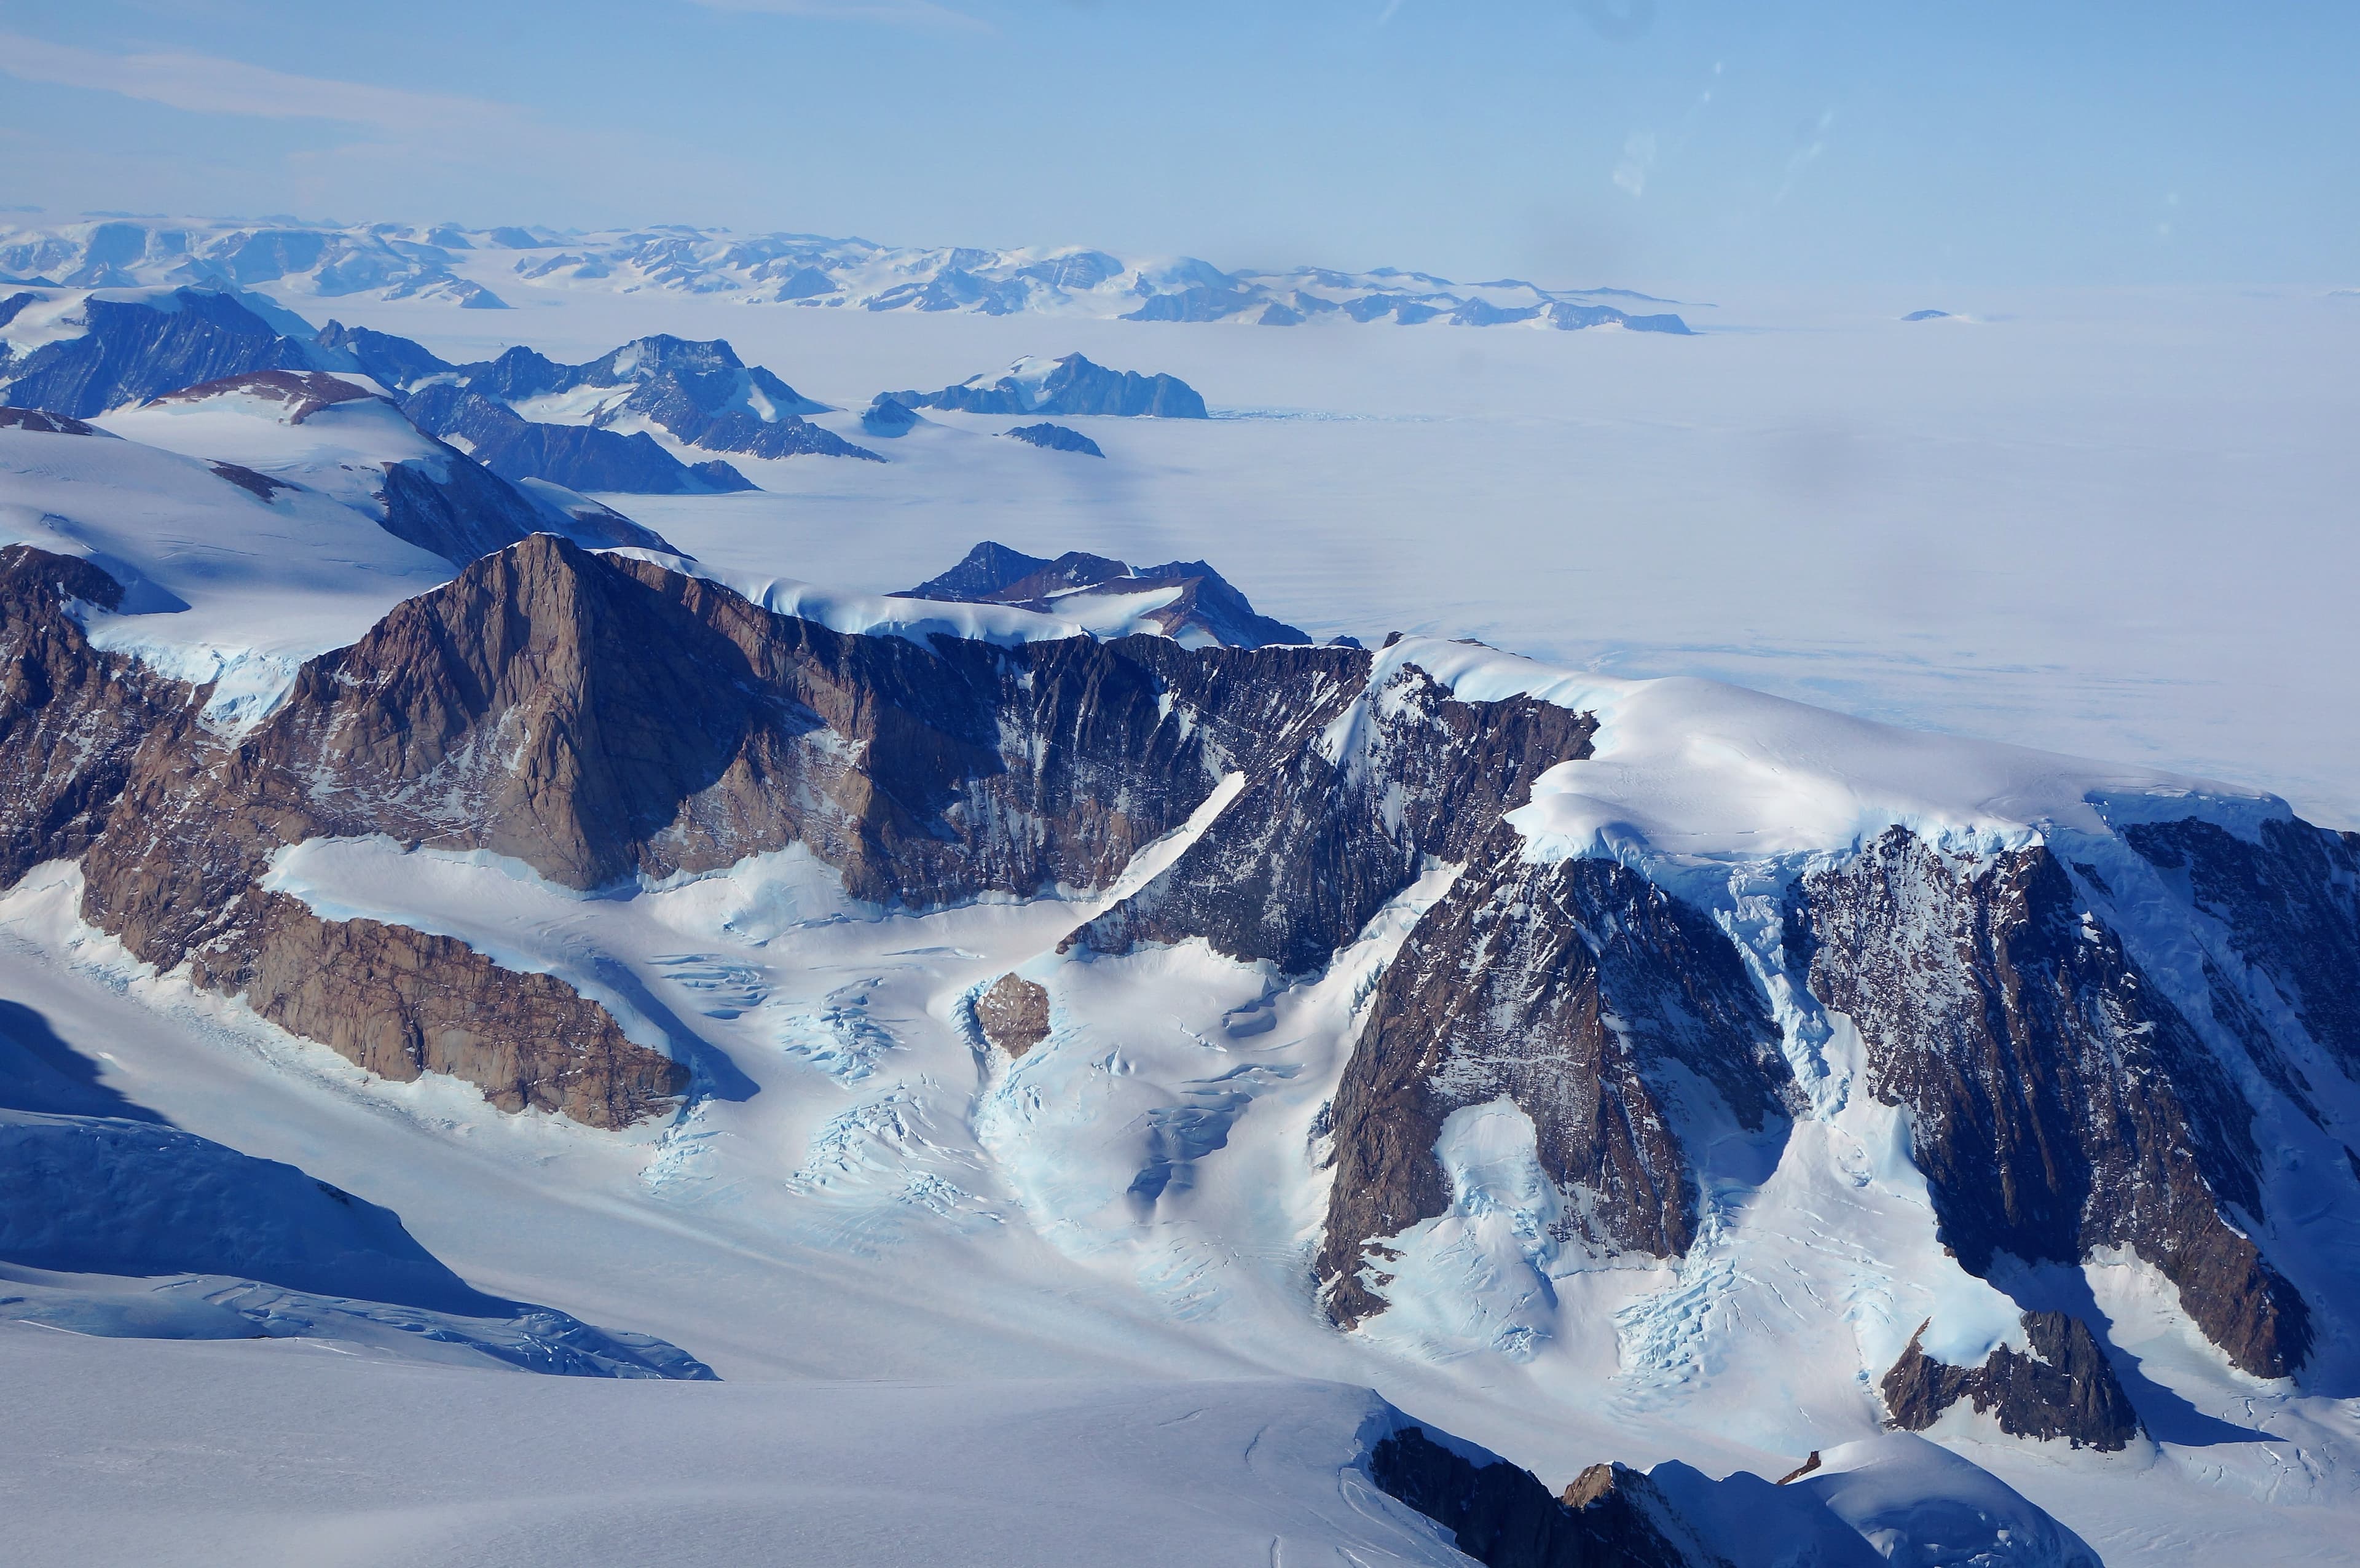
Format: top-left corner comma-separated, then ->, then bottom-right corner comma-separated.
1369,1425 -> 1721,1568
1316,834 -> 1793,1325
0,546 -> 180,886
1075,662 -> 1594,973
1003,421 -> 1103,457
897,541 -> 1310,648
2124,817 -> 2360,1076
202,898 -> 685,1126
315,318 -> 455,389
0,544 -> 688,1129
1788,828 -> 2310,1377
124,538 -> 1235,899
351,332 -> 877,469
973,974 -> 1050,1057
894,353 -> 1208,418
119,369 -> 675,566
6,500 -> 2347,1413
1881,1312 -> 2143,1451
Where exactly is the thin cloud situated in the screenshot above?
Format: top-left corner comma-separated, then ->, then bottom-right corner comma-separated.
0,31 -> 525,133
1773,109 -> 1836,205
1613,131 -> 1658,198
688,0 -> 990,31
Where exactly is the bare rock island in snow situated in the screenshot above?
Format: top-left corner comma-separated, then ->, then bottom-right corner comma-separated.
1002,420 -> 1104,456
895,540 -> 1310,648
890,353 -> 1208,418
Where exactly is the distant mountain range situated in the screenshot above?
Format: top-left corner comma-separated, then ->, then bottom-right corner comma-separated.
0,216 -> 1697,333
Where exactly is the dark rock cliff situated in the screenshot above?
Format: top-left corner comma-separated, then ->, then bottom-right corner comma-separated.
6,518 -> 2350,1397
0,547 -> 179,887
1369,1425 -> 1722,1568
1881,1312 -> 2143,1451
404,385 -> 756,495
2123,817 -> 2360,1077
1788,828 -> 2310,1377
1318,835 -> 1792,1325
0,544 -> 688,1129
1003,421 -> 1103,457
1074,662 -> 1594,973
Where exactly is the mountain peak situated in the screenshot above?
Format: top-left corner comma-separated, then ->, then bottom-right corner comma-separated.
894,541 -> 1307,648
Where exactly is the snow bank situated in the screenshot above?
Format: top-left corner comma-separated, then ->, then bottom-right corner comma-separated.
1791,1434 -> 2104,1568
612,547 -> 1188,648
1346,638 -> 2281,864
0,1108 -> 488,1312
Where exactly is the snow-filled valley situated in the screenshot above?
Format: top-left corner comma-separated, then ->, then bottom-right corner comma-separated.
3,222 -> 2358,1568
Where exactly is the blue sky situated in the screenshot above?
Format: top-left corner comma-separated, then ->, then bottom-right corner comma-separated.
0,0 -> 2351,286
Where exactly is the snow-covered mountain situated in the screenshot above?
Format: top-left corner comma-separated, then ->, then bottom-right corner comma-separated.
0,216 -> 1699,332
0,281 -> 879,495
4,281 -> 2357,1567
892,353 -> 1208,418
895,540 -> 1313,647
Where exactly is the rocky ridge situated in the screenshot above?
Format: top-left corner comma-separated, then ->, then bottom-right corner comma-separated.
897,541 -> 1310,648
3,528 -> 2354,1424
1880,1312 -> 2144,1451
0,217 -> 1699,332
1787,829 -> 2310,1378
892,353 -> 1207,418
1367,1425 -> 1718,1568
112,369 -> 678,563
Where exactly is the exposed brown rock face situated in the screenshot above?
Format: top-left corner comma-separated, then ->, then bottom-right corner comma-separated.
1789,828 -> 2309,1378
0,546 -> 179,887
1882,1313 -> 2142,1451
1369,1425 -> 1720,1568
1074,661 -> 1597,974
1317,831 -> 1792,1326
196,894 -> 682,1126
148,536 -> 1284,903
5,524 -> 2351,1401
0,544 -> 685,1129
973,974 -> 1050,1058
16,538 -> 1371,1127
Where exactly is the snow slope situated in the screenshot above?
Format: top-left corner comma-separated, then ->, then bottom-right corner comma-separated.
0,419 -> 455,724
0,1334 -> 1480,1568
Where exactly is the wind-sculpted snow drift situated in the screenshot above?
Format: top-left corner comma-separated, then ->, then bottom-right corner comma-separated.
0,999 -> 710,1376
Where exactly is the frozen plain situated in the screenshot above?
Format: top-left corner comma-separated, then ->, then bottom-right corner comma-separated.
5,261 -> 2359,1566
